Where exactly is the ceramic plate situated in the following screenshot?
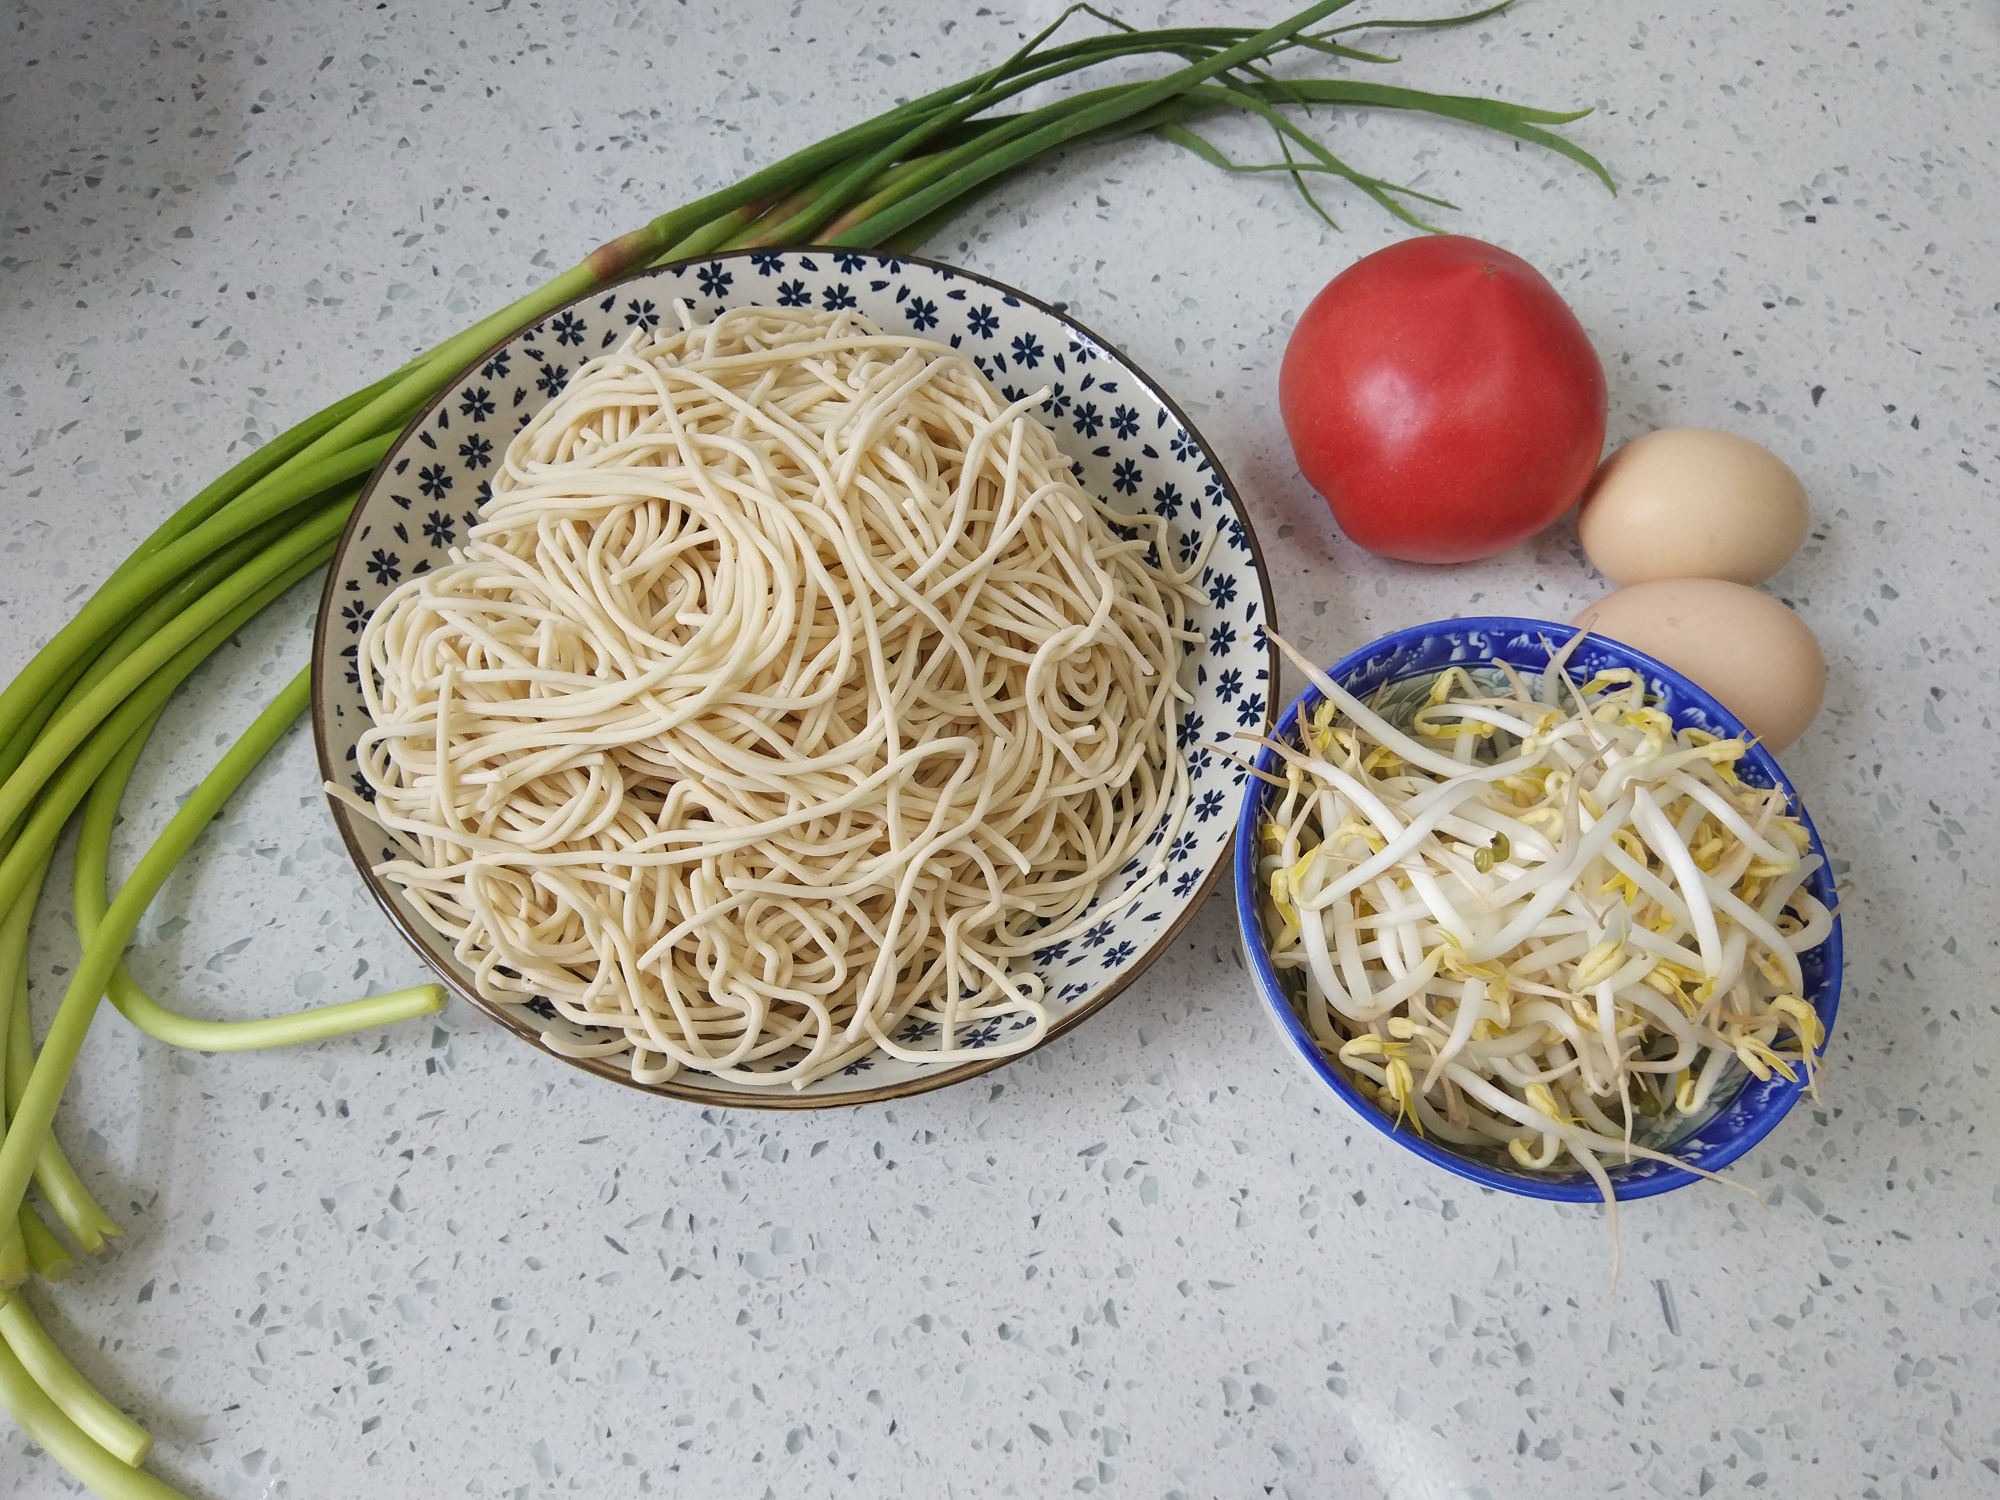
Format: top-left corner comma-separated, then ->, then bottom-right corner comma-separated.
311,250 -> 1277,1107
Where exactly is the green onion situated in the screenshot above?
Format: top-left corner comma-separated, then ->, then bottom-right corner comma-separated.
0,851 -> 121,1256
0,1295 -> 152,1465
0,5 -> 1610,1493
74,677 -> 448,1053
0,1332 -> 182,1498
0,1219 -> 23,1295
13,1208 -> 70,1285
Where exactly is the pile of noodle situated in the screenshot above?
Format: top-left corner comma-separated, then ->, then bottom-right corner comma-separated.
338,303 -> 1205,1088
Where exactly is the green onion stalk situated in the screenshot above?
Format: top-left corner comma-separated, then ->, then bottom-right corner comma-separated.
0,3 -> 1610,1493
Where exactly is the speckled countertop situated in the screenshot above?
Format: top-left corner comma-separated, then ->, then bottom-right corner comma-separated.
2,3 -> 1997,1497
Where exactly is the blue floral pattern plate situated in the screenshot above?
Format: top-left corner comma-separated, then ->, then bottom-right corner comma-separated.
311,250 -> 1277,1108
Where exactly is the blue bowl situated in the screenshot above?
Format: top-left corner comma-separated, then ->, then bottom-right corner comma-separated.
1234,617 -> 1843,1202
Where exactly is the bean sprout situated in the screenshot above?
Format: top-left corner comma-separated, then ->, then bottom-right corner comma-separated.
1255,631 -> 1835,1248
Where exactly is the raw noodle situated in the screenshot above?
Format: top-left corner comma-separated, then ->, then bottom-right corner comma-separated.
337,303 -> 1205,1088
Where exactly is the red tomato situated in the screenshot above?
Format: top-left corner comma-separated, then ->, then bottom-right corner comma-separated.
1279,235 -> 1607,565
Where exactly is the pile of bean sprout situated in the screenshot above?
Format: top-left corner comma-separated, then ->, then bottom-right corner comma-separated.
1254,631 -> 1835,1232
338,304 -> 1203,1089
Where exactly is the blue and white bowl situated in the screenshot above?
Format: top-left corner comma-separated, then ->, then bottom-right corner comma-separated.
311,249 -> 1277,1107
1234,617 -> 1843,1200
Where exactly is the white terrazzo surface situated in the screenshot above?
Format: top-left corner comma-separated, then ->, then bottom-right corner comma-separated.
2,2 -> 1997,1496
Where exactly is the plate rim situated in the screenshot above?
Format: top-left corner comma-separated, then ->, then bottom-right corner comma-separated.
310,245 -> 1280,1110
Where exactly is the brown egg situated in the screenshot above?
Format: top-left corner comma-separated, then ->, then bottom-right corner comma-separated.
1572,578 -> 1825,750
1578,428 -> 1810,587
